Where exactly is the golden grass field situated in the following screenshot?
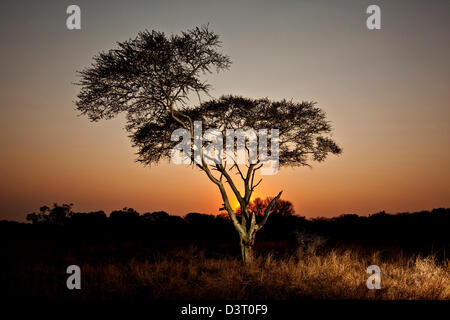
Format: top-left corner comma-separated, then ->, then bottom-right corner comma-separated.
9,246 -> 449,300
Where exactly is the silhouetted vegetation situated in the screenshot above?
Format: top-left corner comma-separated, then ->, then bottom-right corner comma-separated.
1,204 -> 449,300
1,203 -> 447,259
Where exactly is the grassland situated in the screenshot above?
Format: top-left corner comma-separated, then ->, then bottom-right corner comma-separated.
6,246 -> 449,300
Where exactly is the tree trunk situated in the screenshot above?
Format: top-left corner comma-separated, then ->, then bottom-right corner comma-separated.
240,236 -> 255,263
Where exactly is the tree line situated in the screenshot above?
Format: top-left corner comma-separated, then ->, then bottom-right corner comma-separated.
0,202 -> 445,258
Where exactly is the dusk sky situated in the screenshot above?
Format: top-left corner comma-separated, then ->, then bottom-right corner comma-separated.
1,0 -> 449,221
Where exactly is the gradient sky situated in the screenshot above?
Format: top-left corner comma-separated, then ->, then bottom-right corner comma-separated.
1,0 -> 449,221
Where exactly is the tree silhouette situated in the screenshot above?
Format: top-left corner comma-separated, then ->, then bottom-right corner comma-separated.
75,26 -> 341,262
236,197 -> 295,218
26,203 -> 73,225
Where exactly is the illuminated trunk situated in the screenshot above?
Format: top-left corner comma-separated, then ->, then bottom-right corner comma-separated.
240,234 -> 255,264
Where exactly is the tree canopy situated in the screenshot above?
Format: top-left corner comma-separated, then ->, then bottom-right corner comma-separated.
132,95 -> 342,167
76,25 -> 231,127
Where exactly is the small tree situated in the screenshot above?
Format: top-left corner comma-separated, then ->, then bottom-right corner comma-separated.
75,26 -> 342,263
237,197 -> 295,218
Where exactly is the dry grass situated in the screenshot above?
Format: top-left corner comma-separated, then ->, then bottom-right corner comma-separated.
6,246 -> 449,300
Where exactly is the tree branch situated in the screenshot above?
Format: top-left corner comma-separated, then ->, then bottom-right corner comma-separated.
256,191 -> 283,231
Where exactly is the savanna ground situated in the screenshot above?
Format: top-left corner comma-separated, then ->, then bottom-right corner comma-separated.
4,245 -> 449,301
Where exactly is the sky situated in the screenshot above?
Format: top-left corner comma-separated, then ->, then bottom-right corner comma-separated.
0,0 -> 449,221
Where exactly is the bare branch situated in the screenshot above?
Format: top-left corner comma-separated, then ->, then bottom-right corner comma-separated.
256,191 -> 283,231
252,178 -> 263,191
215,164 -> 246,216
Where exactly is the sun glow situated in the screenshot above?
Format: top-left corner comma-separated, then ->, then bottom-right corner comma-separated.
230,198 -> 240,211
229,191 -> 260,212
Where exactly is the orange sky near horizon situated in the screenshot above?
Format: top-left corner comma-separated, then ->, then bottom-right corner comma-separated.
0,0 -> 449,221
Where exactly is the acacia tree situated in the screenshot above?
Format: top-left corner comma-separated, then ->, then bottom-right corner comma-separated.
75,26 -> 342,263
